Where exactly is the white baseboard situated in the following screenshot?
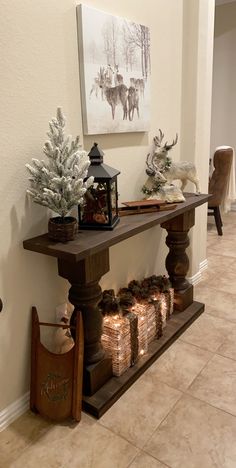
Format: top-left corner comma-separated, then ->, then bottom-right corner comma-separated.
187,258 -> 208,286
199,259 -> 208,273
188,270 -> 201,286
0,392 -> 30,432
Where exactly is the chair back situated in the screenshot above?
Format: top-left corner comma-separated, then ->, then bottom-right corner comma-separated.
208,148 -> 233,207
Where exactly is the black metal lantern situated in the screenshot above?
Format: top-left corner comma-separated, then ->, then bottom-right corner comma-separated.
78,143 -> 120,230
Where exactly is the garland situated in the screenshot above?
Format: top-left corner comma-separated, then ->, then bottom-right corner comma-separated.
163,156 -> 172,171
142,180 -> 163,196
142,155 -> 172,196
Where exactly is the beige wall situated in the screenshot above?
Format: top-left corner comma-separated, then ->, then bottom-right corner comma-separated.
211,2 -> 236,155
181,0 -> 215,274
0,0 -> 213,412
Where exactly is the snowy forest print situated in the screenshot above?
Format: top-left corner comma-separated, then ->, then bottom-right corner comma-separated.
77,4 -> 151,135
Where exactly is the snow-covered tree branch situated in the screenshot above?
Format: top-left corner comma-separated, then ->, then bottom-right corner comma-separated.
26,107 -> 94,218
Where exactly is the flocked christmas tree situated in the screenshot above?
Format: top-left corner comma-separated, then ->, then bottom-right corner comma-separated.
26,107 -> 94,220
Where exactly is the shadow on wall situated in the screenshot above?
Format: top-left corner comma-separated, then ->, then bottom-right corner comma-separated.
83,132 -> 149,152
0,197 -> 68,396
100,225 -> 167,292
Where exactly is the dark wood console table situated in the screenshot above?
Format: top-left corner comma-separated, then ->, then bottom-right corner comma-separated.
23,193 -> 210,418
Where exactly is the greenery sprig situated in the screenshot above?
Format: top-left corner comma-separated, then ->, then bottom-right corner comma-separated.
142,155 -> 172,196
141,180 -> 163,196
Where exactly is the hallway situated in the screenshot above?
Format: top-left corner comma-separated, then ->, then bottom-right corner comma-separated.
1,212 -> 236,468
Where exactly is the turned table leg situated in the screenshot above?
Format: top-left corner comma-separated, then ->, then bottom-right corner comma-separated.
161,209 -> 195,312
58,249 -> 113,395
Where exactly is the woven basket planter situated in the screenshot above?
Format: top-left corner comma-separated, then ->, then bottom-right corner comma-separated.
48,216 -> 78,242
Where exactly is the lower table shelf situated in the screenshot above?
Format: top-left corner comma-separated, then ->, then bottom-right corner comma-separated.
82,300 -> 204,418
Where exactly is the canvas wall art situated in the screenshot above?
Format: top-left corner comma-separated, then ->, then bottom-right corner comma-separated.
77,4 -> 151,135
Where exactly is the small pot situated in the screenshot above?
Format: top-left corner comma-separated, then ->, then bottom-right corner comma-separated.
48,216 -> 78,242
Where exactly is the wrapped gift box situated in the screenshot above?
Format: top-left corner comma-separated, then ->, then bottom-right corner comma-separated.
100,276 -> 174,376
128,280 -> 163,343
102,314 -> 131,377
131,303 -> 148,355
164,288 -> 174,319
118,289 -> 149,356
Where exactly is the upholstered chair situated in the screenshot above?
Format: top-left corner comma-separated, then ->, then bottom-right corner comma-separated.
208,147 -> 233,235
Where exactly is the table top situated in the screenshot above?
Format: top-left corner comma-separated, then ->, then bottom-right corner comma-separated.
23,193 -> 210,263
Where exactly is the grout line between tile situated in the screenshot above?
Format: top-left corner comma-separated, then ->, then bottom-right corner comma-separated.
125,449 -> 142,468
178,335 -> 217,353
98,384 -> 184,452
183,391 -> 236,420
214,352 -> 236,364
97,419 -> 142,450
180,348 -> 215,391
205,309 -> 236,325
178,315 -> 236,353
125,448 -> 172,468
136,345 -> 215,399
138,450 -> 172,468
215,349 -> 236,361
141,448 -> 172,468
140,394 -> 183,451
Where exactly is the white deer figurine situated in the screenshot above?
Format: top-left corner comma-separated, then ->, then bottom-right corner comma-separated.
146,130 -> 201,194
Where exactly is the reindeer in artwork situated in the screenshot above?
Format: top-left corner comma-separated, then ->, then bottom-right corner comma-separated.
89,74 -> 102,99
114,65 -> 124,86
89,67 -> 106,99
128,86 -> 139,121
146,130 -> 201,194
105,64 -> 115,86
130,78 -> 145,97
135,78 -> 145,98
100,82 -> 128,120
90,66 -> 115,100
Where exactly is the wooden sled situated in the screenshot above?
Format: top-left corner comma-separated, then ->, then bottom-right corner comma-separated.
30,306 -> 84,422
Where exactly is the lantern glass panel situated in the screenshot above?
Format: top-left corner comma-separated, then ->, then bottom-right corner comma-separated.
78,176 -> 119,229
110,180 -> 118,217
80,182 -> 110,226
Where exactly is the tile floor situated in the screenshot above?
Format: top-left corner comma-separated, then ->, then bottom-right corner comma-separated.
1,212 -> 236,467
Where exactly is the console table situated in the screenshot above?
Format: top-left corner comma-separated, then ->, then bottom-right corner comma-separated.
23,193 -> 210,418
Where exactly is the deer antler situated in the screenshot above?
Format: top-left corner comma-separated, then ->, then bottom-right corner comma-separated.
164,134 -> 178,151
146,130 -> 167,175
153,129 -> 164,148
146,130 -> 178,177
145,152 -> 155,176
